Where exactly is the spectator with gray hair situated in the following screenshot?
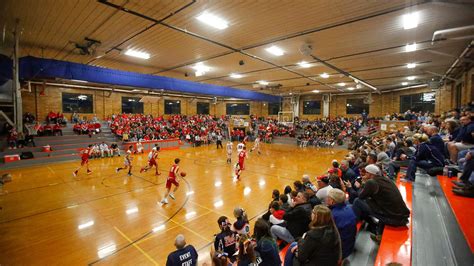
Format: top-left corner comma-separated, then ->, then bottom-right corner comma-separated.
166,234 -> 198,266
327,188 -> 357,259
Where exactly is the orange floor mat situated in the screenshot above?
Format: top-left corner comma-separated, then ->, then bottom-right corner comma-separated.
437,176 -> 474,252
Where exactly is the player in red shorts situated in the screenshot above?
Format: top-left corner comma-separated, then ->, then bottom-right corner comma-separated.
160,158 -> 181,204
73,144 -> 93,177
140,145 -> 161,176
234,146 -> 248,181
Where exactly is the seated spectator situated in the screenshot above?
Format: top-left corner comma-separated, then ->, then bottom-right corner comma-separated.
315,176 -> 333,202
7,128 -> 18,149
288,205 -> 342,266
444,119 -> 460,141
110,143 -> 120,157
352,164 -> 410,242
232,207 -> 250,235
302,175 -> 317,192
305,188 -> 322,207
214,216 -> 238,263
270,191 -> 312,244
279,194 -> 291,212
25,132 -> 36,147
402,133 -> 445,182
262,189 -> 280,221
166,234 -> 198,266
253,218 -> 281,265
340,160 -> 357,182
447,115 -> 474,163
293,180 -> 305,193
268,201 -> 285,226
100,142 -> 110,157
53,123 -> 63,136
236,235 -> 256,265
327,188 -> 357,259
426,125 -> 445,155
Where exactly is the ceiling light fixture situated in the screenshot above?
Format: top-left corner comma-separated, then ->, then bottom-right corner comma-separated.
403,12 -> 419,30
298,61 -> 311,68
347,87 -> 355,91
265,45 -> 285,56
230,73 -> 243,79
337,82 -> 346,87
407,76 -> 416,80
258,80 -> 269,85
192,62 -> 211,77
312,90 -> 320,93
124,49 -> 150,59
196,12 -> 228,30
405,42 -> 417,52
320,73 -> 330,79
407,63 -> 416,69
402,82 -> 408,86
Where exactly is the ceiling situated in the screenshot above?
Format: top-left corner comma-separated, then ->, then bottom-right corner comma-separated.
1,0 -> 473,97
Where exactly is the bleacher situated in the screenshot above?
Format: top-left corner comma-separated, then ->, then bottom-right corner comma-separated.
0,122 -> 120,169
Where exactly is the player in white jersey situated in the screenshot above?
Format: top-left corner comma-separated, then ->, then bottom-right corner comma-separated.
116,145 -> 133,176
237,141 -> 245,153
226,141 -> 233,164
140,145 -> 160,175
250,136 -> 261,155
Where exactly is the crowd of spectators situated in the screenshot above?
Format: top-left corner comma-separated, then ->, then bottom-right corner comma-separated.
296,117 -> 362,148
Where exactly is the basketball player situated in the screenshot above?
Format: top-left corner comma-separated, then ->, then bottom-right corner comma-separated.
160,158 -> 181,204
116,145 -> 133,176
73,144 -> 93,177
250,135 -> 261,155
234,147 -> 248,181
237,141 -> 245,154
140,145 -> 161,175
226,141 -> 233,164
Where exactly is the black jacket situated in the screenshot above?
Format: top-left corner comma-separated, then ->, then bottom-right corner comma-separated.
359,176 -> 410,225
296,225 -> 341,266
283,202 -> 312,239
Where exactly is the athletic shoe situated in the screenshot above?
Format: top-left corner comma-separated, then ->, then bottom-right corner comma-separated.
116,168 -> 120,173
73,171 -> 77,177
160,198 -> 168,204
156,172 -> 161,176
87,170 -> 92,175
169,193 -> 175,200
127,173 -> 132,177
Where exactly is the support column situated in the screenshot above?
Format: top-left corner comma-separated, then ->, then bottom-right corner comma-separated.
13,19 -> 23,132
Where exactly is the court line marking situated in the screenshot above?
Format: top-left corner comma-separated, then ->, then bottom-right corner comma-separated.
114,226 -> 159,266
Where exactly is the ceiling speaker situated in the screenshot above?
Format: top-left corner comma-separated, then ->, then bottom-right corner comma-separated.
299,43 -> 313,56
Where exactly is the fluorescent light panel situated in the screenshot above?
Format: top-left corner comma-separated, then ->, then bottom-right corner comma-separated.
230,73 -> 243,79
320,73 -> 330,79
402,82 -> 408,86
265,45 -> 284,56
196,12 -> 229,30
407,76 -> 416,81
258,80 -> 269,85
347,87 -> 355,91
407,63 -> 416,69
337,82 -> 346,87
403,12 -> 419,30
298,61 -> 311,68
124,49 -> 150,59
312,90 -> 320,93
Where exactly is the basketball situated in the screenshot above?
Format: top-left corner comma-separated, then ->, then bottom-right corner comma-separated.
180,172 -> 186,177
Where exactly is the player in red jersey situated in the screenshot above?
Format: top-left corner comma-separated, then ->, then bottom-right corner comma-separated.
140,145 -> 161,175
234,146 -> 248,181
116,145 -> 134,176
160,158 -> 181,204
73,144 -> 93,177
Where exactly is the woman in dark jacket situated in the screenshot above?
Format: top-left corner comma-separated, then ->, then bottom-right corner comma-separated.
253,218 -> 281,266
294,205 -> 341,266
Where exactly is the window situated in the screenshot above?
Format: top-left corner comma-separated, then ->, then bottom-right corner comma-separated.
122,97 -> 143,114
197,102 -> 210,114
165,100 -> 181,114
346,98 -> 369,114
268,102 -> 280,115
226,103 -> 250,115
400,92 -> 435,113
62,93 -> 93,113
302,101 -> 321,115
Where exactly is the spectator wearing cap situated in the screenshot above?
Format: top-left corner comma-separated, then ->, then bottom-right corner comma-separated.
402,133 -> 445,182
352,164 -> 410,242
316,176 -> 333,202
270,191 -> 312,244
327,189 -> 357,259
166,234 -> 198,266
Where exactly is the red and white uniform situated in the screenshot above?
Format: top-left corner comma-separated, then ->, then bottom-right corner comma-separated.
148,149 -> 158,167
237,143 -> 245,153
238,150 -> 247,170
81,148 -> 91,165
124,149 -> 132,166
166,164 -> 180,189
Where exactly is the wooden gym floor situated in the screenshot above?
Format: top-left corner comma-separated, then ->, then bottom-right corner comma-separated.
0,143 -> 347,265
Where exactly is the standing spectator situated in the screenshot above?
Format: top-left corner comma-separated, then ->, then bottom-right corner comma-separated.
166,234 -> 198,266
